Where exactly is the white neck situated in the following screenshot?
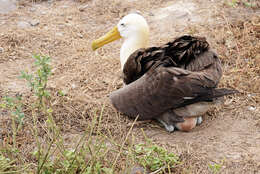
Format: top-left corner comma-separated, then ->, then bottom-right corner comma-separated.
120,34 -> 148,70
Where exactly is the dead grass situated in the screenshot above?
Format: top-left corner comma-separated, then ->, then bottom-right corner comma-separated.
217,16 -> 260,94
0,0 -> 259,173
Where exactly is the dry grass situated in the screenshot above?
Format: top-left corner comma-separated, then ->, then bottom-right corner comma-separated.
215,16 -> 260,108
0,0 -> 259,173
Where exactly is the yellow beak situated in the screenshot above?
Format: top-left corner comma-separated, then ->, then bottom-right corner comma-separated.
92,26 -> 121,51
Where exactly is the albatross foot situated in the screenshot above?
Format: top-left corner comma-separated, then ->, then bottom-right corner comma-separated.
156,110 -> 184,132
157,118 -> 175,132
196,116 -> 203,125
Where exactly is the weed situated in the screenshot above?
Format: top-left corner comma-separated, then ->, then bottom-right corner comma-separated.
20,54 -> 51,107
29,111 -> 115,174
1,54 -> 180,173
209,162 -> 223,174
0,96 -> 24,145
133,141 -> 179,173
1,54 -> 117,173
0,153 -> 16,173
225,0 -> 238,7
19,55 -> 57,174
225,0 -> 257,7
0,95 -> 25,149
0,152 -> 30,174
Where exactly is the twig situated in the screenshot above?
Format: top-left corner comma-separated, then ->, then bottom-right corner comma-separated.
112,115 -> 139,170
222,14 -> 241,68
149,166 -> 166,174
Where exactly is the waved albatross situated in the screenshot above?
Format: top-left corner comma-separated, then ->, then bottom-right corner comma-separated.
92,13 -> 238,132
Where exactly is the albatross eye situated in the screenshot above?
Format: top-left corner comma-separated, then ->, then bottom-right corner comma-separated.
120,23 -> 125,27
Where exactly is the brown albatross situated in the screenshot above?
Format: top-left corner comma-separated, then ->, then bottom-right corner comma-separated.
92,13 -> 238,132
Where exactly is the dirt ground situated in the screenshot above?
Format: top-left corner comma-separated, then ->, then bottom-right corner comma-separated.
0,0 -> 260,173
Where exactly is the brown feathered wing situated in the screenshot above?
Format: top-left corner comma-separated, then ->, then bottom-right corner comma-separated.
110,36 -> 237,120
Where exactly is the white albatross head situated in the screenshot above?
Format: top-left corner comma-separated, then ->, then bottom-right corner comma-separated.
92,13 -> 149,69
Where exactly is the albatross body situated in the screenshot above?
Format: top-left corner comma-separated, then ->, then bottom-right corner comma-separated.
92,13 -> 237,132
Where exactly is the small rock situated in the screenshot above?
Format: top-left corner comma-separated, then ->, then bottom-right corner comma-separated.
71,84 -> 76,89
0,21 -> 5,25
61,5 -> 69,8
17,21 -> 30,28
65,23 -> 72,26
29,19 -> 40,26
248,106 -> 256,111
226,153 -> 241,160
0,47 -> 4,53
176,11 -> 189,19
78,5 -> 88,12
56,32 -> 63,36
129,9 -> 141,14
41,11 -> 47,15
123,166 -> 147,174
77,33 -> 83,38
30,7 -> 36,12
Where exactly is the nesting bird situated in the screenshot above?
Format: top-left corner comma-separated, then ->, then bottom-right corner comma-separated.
92,13 -> 237,132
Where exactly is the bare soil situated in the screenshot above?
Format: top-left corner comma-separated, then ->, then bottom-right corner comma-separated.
0,0 -> 259,173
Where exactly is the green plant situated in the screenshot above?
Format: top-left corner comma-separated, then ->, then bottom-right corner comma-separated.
133,143 -> 179,173
243,1 -> 255,7
0,153 -> 16,173
29,111 -> 115,174
20,54 -> 51,107
0,152 -> 30,174
1,54 -> 116,174
209,162 -> 222,174
129,130 -> 180,173
20,54 -> 58,174
0,95 -> 25,149
0,54 -> 181,173
225,0 -> 238,7
225,0 -> 257,7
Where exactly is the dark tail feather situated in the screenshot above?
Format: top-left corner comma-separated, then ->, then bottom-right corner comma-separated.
212,88 -> 239,98
174,88 -> 239,109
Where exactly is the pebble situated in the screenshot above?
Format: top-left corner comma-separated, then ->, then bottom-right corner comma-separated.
77,33 -> 83,38
56,32 -> 63,36
41,11 -> 47,15
30,7 -> 36,12
0,21 -> 5,26
226,153 -> 241,160
176,11 -> 189,19
248,106 -> 256,111
17,21 -> 30,28
29,19 -> 40,26
71,84 -> 76,89
123,166 -> 147,174
0,47 -> 4,53
78,5 -> 88,12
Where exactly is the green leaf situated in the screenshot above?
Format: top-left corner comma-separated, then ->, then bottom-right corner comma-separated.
102,167 -> 113,174
47,108 -> 53,113
0,103 -> 6,108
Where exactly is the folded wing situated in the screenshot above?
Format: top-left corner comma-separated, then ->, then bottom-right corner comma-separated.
110,36 -> 237,120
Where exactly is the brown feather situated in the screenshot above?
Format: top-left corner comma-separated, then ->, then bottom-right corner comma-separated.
110,35 -> 238,123
123,35 -> 210,84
